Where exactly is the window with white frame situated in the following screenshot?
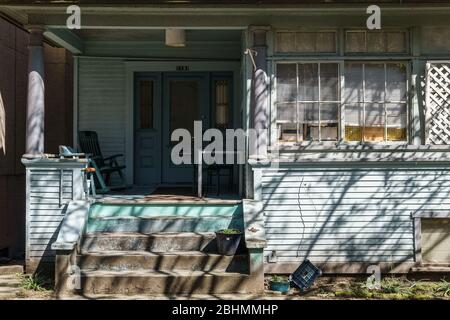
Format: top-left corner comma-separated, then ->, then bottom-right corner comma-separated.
276,62 -> 340,142
345,30 -> 408,54
276,31 -> 337,54
344,62 -> 408,142
274,61 -> 409,144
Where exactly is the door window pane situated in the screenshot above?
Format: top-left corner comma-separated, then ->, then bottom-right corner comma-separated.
215,80 -> 229,129
169,80 -> 199,135
139,80 -> 153,129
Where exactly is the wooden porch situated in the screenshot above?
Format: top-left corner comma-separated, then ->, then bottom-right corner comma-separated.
96,186 -> 242,204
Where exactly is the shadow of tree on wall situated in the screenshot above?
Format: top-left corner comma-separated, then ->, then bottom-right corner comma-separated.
262,145 -> 450,272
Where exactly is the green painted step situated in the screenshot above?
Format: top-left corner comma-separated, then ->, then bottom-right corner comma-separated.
86,215 -> 243,233
89,203 -> 243,219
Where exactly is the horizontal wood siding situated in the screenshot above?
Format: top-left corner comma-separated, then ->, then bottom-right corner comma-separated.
261,167 -> 450,263
27,169 -> 74,266
78,59 -> 126,160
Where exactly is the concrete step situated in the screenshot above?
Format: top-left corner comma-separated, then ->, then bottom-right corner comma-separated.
86,216 -> 242,233
0,265 -> 24,275
77,251 -> 248,272
81,232 -> 218,253
77,270 -> 255,295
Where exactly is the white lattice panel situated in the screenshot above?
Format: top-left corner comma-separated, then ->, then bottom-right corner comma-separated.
426,62 -> 450,145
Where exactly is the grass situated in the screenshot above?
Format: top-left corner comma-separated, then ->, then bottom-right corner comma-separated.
331,277 -> 450,299
17,273 -> 53,292
271,275 -> 289,283
216,229 -> 242,234
266,275 -> 450,300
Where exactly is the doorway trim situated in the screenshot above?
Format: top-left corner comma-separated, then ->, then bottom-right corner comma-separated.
125,61 -> 241,185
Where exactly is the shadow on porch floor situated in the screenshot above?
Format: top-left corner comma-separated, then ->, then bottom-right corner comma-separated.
95,186 -> 241,204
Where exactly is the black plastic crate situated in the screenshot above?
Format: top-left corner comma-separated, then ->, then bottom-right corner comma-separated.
290,259 -> 322,290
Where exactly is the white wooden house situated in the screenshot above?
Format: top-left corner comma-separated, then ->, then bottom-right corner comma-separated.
0,0 -> 450,295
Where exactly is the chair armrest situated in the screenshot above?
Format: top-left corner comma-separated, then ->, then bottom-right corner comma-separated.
104,154 -> 124,161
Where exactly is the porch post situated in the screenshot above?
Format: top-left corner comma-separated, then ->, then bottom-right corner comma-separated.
25,26 -> 45,155
249,27 -> 269,159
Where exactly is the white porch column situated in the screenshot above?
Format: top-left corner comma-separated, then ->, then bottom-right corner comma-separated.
249,27 -> 269,159
25,26 -> 45,155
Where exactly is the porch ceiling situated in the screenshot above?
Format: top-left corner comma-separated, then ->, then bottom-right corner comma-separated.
72,29 -> 242,42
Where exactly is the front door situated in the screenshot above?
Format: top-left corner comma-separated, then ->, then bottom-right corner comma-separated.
162,73 -> 209,184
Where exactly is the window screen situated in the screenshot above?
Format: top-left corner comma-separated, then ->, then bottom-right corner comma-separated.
276,31 -> 337,53
276,62 -> 340,143
345,30 -> 407,54
344,62 -> 408,142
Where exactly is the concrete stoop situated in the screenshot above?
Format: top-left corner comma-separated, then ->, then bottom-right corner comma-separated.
56,230 -> 264,296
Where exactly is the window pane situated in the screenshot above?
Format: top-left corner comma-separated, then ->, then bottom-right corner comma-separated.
215,80 -> 229,128
364,103 -> 385,141
345,104 -> 363,141
321,103 -> 339,141
299,103 -> 319,141
321,103 -> 339,122
387,103 -> 407,141
367,32 -> 385,53
386,32 -> 406,53
316,32 -> 336,53
278,123 -> 297,142
320,64 -> 339,101
365,64 -> 385,102
295,32 -> 315,52
346,31 -> 366,53
277,32 -> 295,52
139,80 -> 153,129
320,124 -> 339,141
277,103 -> 296,122
276,64 -> 297,102
344,63 -> 364,103
386,63 -> 407,102
298,64 -> 319,101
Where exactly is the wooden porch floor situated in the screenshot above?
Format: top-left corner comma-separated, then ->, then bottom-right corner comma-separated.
95,186 -> 242,204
